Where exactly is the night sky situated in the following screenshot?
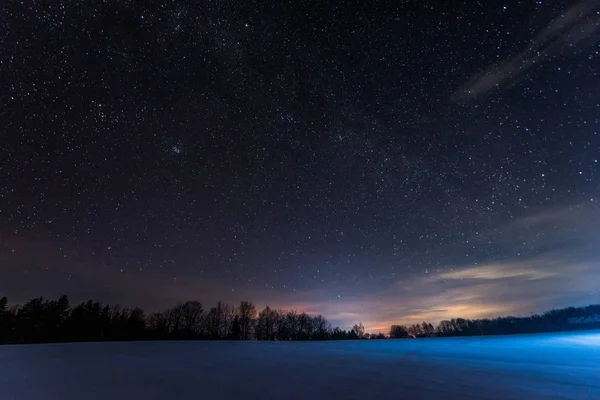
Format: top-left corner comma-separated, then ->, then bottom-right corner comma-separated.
2,0 -> 600,331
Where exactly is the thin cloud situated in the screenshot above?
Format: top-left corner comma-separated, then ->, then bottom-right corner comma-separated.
331,203 -> 600,331
454,0 -> 600,101
438,263 -> 558,281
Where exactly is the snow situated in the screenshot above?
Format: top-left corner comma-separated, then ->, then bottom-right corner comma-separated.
2,331 -> 600,400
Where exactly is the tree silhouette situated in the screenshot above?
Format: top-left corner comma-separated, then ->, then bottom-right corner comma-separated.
389,325 -> 409,339
237,301 -> 256,340
179,301 -> 204,337
0,293 -> 599,345
421,322 -> 435,337
285,310 -> 299,340
221,303 -> 236,339
352,322 -> 365,339
297,312 -> 311,340
230,314 -> 242,339
312,315 -> 331,340
205,304 -> 223,339
256,306 -> 278,340
0,297 -> 8,342
147,311 -> 171,338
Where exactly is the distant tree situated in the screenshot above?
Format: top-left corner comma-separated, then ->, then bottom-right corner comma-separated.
330,327 -> 344,340
16,297 -> 49,342
0,297 -> 7,316
312,315 -> 331,340
147,311 -> 170,338
421,322 -> 435,337
230,315 -> 241,339
237,301 -> 256,340
285,310 -> 299,339
256,306 -> 278,340
99,305 -> 111,340
297,312 -> 311,340
436,320 -> 454,336
0,297 -> 7,340
389,325 -> 409,339
407,324 -> 423,338
348,328 -> 359,340
276,310 -> 290,340
352,322 -> 365,339
127,307 -> 146,339
179,301 -> 204,337
221,303 -> 236,338
46,295 -> 70,341
1,306 -> 18,343
167,305 -> 183,336
110,306 -> 129,339
2,293 -> 600,345
55,295 -> 70,321
64,300 -> 103,341
205,303 -> 223,339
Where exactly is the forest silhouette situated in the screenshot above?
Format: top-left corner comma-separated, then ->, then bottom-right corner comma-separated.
1,295 -> 599,344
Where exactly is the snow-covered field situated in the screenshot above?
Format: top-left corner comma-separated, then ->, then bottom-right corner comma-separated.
2,331 -> 600,400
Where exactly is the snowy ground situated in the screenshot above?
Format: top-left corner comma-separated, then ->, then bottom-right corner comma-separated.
2,331 -> 600,400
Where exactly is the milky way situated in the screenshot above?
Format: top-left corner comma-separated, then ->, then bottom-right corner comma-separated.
1,0 -> 600,330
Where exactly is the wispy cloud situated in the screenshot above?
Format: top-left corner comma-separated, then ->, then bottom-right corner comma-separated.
454,0 -> 600,101
350,255 -> 600,332
438,262 -> 558,281
311,202 -> 600,331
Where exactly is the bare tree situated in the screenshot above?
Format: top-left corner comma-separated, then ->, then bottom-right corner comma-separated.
286,310 -> 299,339
237,301 -> 256,340
205,302 -> 227,339
389,324 -> 409,338
221,303 -> 235,338
407,324 -> 423,338
204,307 -> 219,339
167,304 -> 184,334
421,321 -> 435,337
352,322 -> 365,339
298,312 -> 311,339
180,301 -> 204,335
436,320 -> 454,336
256,306 -> 278,340
147,311 -> 170,336
275,310 -> 289,340
312,315 -> 331,340
201,301 -> 235,338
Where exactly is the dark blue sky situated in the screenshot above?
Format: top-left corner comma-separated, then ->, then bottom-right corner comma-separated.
1,0 -> 599,330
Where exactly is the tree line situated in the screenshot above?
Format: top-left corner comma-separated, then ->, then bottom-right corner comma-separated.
1,295 -> 599,345
389,304 -> 600,338
0,295 -> 372,344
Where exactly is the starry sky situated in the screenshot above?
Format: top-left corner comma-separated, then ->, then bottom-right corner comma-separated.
1,0 -> 600,331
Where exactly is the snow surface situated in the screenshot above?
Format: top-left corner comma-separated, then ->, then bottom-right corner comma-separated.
2,330 -> 600,400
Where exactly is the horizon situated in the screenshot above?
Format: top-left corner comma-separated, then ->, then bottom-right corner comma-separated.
3,291 -> 599,334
